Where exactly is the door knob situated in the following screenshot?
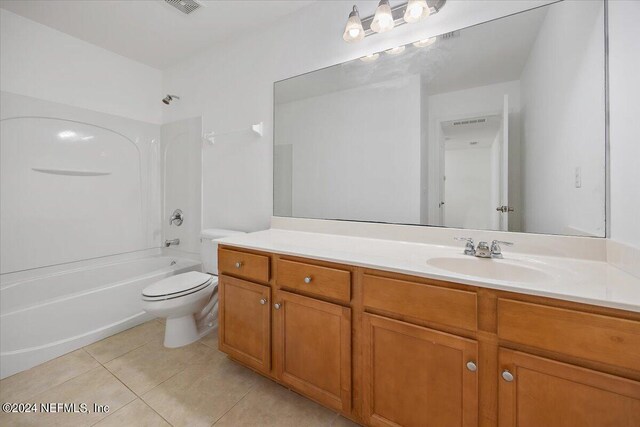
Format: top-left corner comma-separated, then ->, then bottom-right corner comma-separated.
259,298 -> 267,305
496,205 -> 514,213
501,370 -> 514,382
466,361 -> 477,372
274,303 -> 282,310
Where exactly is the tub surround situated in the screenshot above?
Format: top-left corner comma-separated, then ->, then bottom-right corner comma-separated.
216,226 -> 640,313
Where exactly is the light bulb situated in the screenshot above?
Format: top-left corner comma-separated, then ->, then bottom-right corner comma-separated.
385,46 -> 406,55
343,6 -> 364,43
413,37 -> 436,48
371,0 -> 395,33
404,0 -> 430,24
360,53 -> 380,62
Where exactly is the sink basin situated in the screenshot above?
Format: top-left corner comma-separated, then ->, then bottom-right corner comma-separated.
426,256 -> 553,284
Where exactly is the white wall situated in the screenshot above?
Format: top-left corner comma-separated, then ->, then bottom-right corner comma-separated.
444,146 -> 495,229
276,75 -> 421,224
0,9 -> 162,124
162,0 -> 553,232
520,0 -> 605,237
161,117 -> 202,254
609,0 -> 640,249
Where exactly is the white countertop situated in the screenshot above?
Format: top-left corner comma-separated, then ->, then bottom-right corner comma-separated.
218,228 -> 640,313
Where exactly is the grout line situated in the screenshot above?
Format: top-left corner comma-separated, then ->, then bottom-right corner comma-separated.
209,373 -> 267,426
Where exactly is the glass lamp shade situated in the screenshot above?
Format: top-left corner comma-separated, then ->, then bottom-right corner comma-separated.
404,0 -> 431,24
343,7 -> 365,43
371,0 -> 395,33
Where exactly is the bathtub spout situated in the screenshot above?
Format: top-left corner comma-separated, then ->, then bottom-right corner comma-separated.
164,239 -> 180,247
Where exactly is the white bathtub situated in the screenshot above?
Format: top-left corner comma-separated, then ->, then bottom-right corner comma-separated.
0,252 -> 201,379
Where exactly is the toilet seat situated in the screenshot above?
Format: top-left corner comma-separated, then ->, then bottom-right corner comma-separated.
142,271 -> 216,301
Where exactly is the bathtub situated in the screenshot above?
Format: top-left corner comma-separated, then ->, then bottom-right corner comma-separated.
0,252 -> 201,379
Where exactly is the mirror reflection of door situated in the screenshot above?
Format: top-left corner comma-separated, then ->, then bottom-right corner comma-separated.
441,110 -> 507,231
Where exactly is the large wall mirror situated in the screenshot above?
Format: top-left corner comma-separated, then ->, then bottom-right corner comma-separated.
274,0 -> 606,237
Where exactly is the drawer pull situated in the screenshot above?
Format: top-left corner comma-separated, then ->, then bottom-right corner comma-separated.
274,303 -> 282,310
235,261 -> 243,268
501,370 -> 514,382
304,276 -> 312,284
466,361 -> 477,372
259,298 -> 267,305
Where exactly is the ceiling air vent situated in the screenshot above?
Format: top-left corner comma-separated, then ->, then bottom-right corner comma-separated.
164,0 -> 202,15
453,118 -> 487,126
440,31 -> 460,40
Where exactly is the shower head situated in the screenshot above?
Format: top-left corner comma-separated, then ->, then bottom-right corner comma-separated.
162,94 -> 180,105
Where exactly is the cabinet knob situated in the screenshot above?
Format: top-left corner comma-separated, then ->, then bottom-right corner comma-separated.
304,276 -> 312,284
235,261 -> 243,268
274,303 -> 282,310
501,370 -> 514,382
466,361 -> 477,372
259,298 -> 267,305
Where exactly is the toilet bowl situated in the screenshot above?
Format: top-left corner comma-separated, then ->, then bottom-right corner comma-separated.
141,228 -> 244,348
142,271 -> 216,347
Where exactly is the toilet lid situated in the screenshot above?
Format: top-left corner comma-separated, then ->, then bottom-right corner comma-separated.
142,271 -> 213,298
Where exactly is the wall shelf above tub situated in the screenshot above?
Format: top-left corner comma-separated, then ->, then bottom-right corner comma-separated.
203,121 -> 263,145
31,168 -> 111,176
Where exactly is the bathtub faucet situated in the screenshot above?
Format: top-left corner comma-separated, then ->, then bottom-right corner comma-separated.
164,239 -> 180,247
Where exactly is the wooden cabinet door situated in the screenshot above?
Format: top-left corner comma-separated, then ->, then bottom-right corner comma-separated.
363,313 -> 478,427
499,348 -> 640,427
219,275 -> 271,374
274,290 -> 351,412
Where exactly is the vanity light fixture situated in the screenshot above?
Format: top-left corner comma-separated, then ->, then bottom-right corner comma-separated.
342,6 -> 365,43
385,46 -> 406,55
371,0 -> 395,33
413,36 -> 436,47
404,0 -> 431,23
342,0 -> 446,43
360,53 -> 380,62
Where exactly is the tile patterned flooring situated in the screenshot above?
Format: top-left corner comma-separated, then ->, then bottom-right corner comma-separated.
0,320 -> 359,427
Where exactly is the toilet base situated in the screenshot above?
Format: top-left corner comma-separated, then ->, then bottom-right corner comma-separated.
164,315 -> 200,348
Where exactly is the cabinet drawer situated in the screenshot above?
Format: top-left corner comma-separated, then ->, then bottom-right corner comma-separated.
497,298 -> 640,371
363,274 -> 477,332
276,259 -> 351,303
218,248 -> 270,283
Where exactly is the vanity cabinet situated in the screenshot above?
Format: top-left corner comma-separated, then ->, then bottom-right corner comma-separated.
273,290 -> 351,412
218,275 -> 271,374
362,313 -> 478,427
218,245 -> 640,427
498,348 -> 640,427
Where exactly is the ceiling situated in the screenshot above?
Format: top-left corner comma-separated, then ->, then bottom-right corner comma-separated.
0,0 -> 314,69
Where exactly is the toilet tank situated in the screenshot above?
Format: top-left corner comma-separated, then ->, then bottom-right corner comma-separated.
200,229 -> 246,274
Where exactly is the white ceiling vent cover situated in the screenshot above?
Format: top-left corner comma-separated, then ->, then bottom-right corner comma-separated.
164,0 -> 202,15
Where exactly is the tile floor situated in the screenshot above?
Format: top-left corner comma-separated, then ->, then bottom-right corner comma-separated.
0,319 -> 359,427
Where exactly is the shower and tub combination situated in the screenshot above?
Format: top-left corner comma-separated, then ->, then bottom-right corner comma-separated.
0,92 -> 202,379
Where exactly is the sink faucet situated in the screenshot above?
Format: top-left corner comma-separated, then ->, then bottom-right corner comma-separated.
490,240 -> 513,259
454,237 -> 476,256
164,238 -> 180,247
455,238 -> 513,258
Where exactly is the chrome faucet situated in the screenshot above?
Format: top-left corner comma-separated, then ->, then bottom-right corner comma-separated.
455,238 -> 513,258
169,209 -> 184,226
490,240 -> 513,259
454,237 -> 476,256
164,238 -> 180,247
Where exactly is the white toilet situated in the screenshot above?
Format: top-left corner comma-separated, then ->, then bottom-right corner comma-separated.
141,229 -> 244,348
